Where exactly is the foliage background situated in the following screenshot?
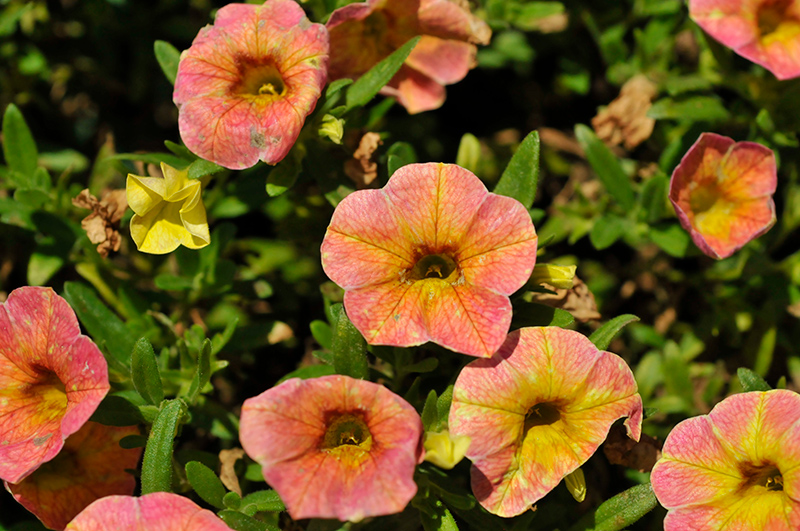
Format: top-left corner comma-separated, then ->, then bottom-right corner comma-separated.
1,0 -> 800,529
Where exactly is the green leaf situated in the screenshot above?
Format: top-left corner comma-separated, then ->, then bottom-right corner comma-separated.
638,174 -> 669,223
241,490 -> 285,513
186,461 -> 226,509
455,133 -> 481,174
589,315 -> 640,350
131,337 -> 164,405
218,511 -> 278,531
331,304 -> 369,379
141,398 -> 186,494
575,124 -> 634,209
420,500 -> 459,531
154,274 -> 193,291
63,282 -> 136,369
512,301 -> 575,328
493,130 -> 540,209
421,390 -> 438,431
647,96 -> 730,122
90,395 -> 145,426
404,357 -> 439,374
223,491 -> 242,510
436,385 -> 454,429
110,152 -> 189,169
737,367 -> 772,392
187,338 -> 212,403
310,320 -> 333,350
266,147 -> 304,197
346,36 -> 421,110
2,104 -> 38,178
187,158 -> 225,180
649,222 -> 691,258
589,214 -> 627,250
568,483 -> 658,531
277,364 -> 336,384
154,40 -> 181,85
119,434 -> 148,449
387,141 -> 417,177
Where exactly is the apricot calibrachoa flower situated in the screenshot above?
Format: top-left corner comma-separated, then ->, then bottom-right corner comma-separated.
652,390 -> 800,530
327,0 -> 491,114
65,493 -> 232,531
0,287 -> 109,484
449,327 -> 643,517
6,422 -> 142,530
126,162 -> 210,254
669,133 -> 777,260
321,163 -> 538,358
689,0 -> 800,80
239,375 -> 424,522
174,0 -> 329,169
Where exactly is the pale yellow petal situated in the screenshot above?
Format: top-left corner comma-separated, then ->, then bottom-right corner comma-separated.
126,174 -> 165,216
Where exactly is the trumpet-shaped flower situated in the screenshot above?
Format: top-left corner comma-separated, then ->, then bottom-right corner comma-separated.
651,390 -> 800,530
6,422 -> 142,530
65,493 -> 232,531
321,163 -> 538,358
449,327 -> 643,517
689,0 -> 800,79
174,0 -> 329,169
239,375 -> 423,522
669,133 -> 777,259
327,0 -> 491,114
126,162 -> 210,254
0,287 -> 109,484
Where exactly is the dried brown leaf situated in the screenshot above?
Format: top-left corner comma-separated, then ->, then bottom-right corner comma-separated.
219,448 -> 246,496
592,75 -> 658,150
530,276 -> 601,322
344,132 -> 382,188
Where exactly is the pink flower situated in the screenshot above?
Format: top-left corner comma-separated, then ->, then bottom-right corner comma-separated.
321,163 -> 538,358
0,287 -> 109,484
65,493 -> 231,531
174,0 -> 329,169
669,133 -> 777,259
690,0 -> 800,79
327,0 -> 491,113
449,327 -> 643,517
239,375 -> 423,521
652,390 -> 800,531
6,422 -> 142,530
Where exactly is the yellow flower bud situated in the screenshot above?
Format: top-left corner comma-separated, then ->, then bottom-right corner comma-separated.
319,114 -> 344,145
530,264 -> 577,289
423,430 -> 471,470
564,468 -> 587,503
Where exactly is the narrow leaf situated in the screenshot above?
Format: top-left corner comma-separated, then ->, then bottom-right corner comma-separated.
2,103 -> 38,178
494,130 -> 540,209
241,489 -> 285,512
568,483 -> 657,531
218,510 -> 279,531
131,337 -> 164,405
589,314 -> 640,350
575,124 -> 634,209
186,461 -> 226,509
141,399 -> 186,494
346,36 -> 421,110
331,304 -> 369,379
589,215 -> 627,250
421,390 -> 438,431
737,367 -> 772,392
187,338 -> 212,403
154,40 -> 181,85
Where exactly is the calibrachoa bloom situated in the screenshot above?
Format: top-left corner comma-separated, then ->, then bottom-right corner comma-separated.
689,0 -> 800,80
327,0 -> 491,114
6,422 -> 142,530
174,0 -> 329,169
126,162 -> 210,254
65,492 -> 232,531
449,327 -> 643,517
239,375 -> 423,521
321,163 -> 538,358
0,287 -> 109,484
669,133 -> 777,259
652,390 -> 800,530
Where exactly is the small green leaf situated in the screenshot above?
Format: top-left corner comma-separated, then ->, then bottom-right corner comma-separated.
331,304 -> 368,379
575,124 -> 634,209
154,274 -> 193,291
455,133 -> 481,174
141,399 -> 187,494
436,385 -> 454,429
387,141 -> 417,177
737,367 -> 772,392
131,337 -> 164,405
187,158 -> 225,180
512,301 -> 575,329
241,490 -> 285,513
266,147 -> 304,197
119,434 -> 147,449
2,103 -> 38,178
187,338 -> 212,403
346,36 -> 421,110
568,483 -> 658,531
404,357 -> 439,374
223,491 -> 242,510
310,320 -> 333,350
90,395 -> 145,426
421,390 -> 438,431
649,222 -> 691,258
186,461 -> 226,509
648,96 -> 730,122
589,314 -> 640,350
218,510 -> 278,531
494,130 -> 540,209
420,499 -> 459,531
63,282 -> 136,369
276,364 -> 336,384
154,40 -> 181,85
589,215 -> 627,250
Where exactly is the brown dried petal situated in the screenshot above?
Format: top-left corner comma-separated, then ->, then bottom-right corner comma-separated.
530,276 -> 601,322
592,75 -> 658,150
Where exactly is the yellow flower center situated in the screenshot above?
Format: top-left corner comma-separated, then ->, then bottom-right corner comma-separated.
524,402 -> 562,430
321,413 -> 373,452
237,62 -> 287,99
757,0 -> 800,45
32,370 -> 68,418
739,462 -> 784,492
410,254 -> 460,283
